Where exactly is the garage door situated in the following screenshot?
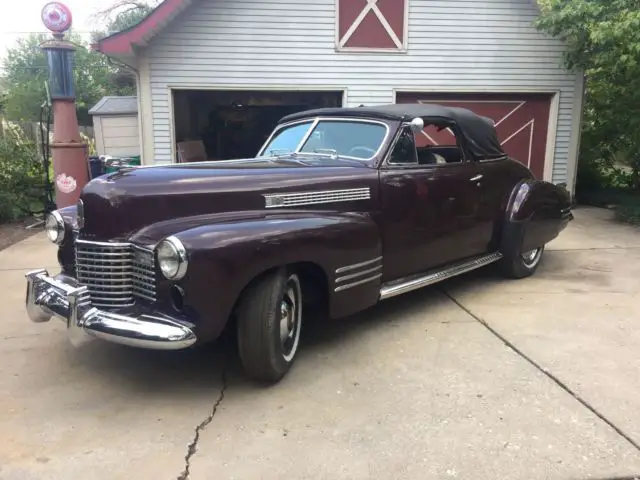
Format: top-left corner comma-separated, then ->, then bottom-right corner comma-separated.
396,93 -> 553,179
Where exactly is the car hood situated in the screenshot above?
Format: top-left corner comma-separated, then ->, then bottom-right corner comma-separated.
78,156 -> 378,242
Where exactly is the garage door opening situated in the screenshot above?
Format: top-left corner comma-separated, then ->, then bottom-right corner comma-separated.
171,90 -> 344,162
396,92 -> 555,179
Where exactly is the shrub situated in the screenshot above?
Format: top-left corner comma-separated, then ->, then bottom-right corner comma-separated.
0,131 -> 46,222
616,195 -> 640,225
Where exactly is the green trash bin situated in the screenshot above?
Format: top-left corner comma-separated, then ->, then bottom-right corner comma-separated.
104,155 -> 141,173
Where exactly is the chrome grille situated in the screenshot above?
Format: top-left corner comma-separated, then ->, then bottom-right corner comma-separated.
75,240 -> 156,308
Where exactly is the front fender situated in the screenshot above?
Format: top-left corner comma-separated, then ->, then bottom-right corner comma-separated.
501,180 -> 573,258
162,212 -> 381,341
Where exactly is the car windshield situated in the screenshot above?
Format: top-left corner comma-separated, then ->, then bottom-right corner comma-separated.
259,119 -> 388,161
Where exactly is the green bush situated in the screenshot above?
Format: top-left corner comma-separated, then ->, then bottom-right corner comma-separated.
616,196 -> 640,225
0,132 -> 45,222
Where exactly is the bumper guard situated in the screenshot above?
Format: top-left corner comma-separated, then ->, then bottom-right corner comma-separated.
25,269 -> 197,350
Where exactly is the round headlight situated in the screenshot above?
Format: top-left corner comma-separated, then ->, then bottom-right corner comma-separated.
45,211 -> 65,244
157,236 -> 188,280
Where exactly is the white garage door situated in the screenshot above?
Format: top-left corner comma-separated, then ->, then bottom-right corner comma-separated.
99,115 -> 140,157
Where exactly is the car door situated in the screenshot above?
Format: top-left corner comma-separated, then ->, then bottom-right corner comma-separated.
378,125 -> 487,282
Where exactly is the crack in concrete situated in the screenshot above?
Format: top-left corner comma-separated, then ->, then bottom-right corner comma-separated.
0,333 -> 47,341
177,363 -> 229,480
441,288 -> 640,454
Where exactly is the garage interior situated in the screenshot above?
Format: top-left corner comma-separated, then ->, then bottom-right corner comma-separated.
171,90 -> 344,162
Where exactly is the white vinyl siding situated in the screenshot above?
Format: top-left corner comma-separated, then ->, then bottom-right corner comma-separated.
94,115 -> 141,157
145,0 -> 578,184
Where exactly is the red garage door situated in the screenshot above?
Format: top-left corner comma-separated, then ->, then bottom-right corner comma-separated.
396,93 -> 553,179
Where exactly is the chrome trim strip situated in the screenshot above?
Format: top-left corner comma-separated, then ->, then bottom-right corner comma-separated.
76,239 -> 132,247
335,256 -> 383,274
336,265 -> 383,284
334,273 -> 383,293
295,118 -> 320,152
264,187 -> 371,208
379,252 -> 503,300
25,270 -> 195,350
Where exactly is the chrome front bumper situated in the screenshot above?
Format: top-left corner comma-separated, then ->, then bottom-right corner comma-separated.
25,269 -> 197,350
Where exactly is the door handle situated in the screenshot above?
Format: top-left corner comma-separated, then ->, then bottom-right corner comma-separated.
469,174 -> 483,182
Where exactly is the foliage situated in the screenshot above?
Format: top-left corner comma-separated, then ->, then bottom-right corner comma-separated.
81,131 -> 97,156
92,0 -> 159,37
2,33 -> 135,125
616,196 -> 640,225
1,0 -> 159,125
0,130 -> 45,222
535,0 -> 640,199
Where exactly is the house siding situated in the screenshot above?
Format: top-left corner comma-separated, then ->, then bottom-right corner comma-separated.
146,0 -> 578,184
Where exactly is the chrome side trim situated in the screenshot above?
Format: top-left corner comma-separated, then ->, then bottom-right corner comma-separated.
25,269 -> 196,350
379,252 -> 503,300
335,256 -> 383,274
264,187 -> 371,208
335,273 -> 383,293
336,265 -> 382,284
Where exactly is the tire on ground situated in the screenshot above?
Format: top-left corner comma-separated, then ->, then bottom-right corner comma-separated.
236,267 -> 303,382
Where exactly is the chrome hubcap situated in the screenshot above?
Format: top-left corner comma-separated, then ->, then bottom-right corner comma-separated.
279,275 -> 301,362
521,247 -> 542,268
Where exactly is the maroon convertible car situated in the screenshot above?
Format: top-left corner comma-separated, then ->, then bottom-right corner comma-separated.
26,103 -> 573,382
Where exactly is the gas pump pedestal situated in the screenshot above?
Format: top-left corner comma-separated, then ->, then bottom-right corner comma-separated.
40,2 -> 89,209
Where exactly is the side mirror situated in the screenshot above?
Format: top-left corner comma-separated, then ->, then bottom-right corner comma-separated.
409,117 -> 424,133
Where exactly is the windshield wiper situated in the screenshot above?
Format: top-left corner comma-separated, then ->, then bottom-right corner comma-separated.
268,149 -> 296,157
312,148 -> 338,158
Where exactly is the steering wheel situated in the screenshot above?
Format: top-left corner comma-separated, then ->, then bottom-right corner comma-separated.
347,146 -> 377,158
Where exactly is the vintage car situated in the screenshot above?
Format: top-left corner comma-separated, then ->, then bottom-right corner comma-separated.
26,103 -> 573,382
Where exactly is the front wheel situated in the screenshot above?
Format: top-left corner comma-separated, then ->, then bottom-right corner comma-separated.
236,268 -> 303,382
499,245 -> 545,279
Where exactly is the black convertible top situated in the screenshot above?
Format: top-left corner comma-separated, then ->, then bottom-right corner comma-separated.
279,103 -> 505,159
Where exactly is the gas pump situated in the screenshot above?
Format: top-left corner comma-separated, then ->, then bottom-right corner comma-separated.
40,1 -> 89,209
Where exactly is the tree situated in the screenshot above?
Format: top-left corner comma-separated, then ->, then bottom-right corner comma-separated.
2,33 -> 135,125
535,0 -> 640,190
2,0 -> 159,125
92,0 -> 160,38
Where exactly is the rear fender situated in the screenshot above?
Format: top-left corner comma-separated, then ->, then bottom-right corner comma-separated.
164,212 -> 381,341
501,180 -> 573,258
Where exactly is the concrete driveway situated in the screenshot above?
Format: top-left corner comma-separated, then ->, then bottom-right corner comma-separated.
1,206 -> 639,480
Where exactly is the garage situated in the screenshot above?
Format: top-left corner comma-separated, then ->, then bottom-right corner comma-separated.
396,92 -> 555,179
171,90 -> 344,162
94,0 -> 584,192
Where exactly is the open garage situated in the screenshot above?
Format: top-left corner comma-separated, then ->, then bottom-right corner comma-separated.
171,90 -> 343,161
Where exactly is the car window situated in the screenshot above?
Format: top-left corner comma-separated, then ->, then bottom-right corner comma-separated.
260,119 -> 388,161
389,127 -> 419,164
299,121 -> 388,160
260,121 -> 313,156
387,122 -> 465,166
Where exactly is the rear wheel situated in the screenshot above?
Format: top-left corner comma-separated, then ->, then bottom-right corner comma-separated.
236,268 -> 303,382
500,245 -> 545,279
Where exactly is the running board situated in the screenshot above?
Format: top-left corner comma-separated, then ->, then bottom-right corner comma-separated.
379,252 -> 503,300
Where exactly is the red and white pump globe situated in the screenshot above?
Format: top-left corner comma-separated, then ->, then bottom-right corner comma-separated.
41,2 -> 73,33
